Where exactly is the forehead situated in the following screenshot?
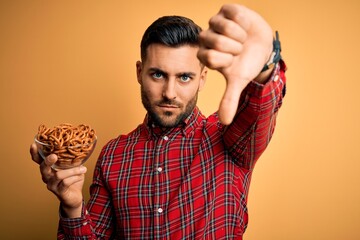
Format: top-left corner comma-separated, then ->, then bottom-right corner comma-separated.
143,44 -> 201,73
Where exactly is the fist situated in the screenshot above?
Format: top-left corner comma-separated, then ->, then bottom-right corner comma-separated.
197,4 -> 274,125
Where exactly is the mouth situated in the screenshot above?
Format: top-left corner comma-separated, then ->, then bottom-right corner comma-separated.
158,104 -> 179,110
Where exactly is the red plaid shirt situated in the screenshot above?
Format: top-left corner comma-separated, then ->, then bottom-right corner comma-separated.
58,61 -> 286,239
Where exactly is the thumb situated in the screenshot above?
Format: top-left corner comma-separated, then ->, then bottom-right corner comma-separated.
44,154 -> 58,168
40,154 -> 59,183
218,79 -> 245,125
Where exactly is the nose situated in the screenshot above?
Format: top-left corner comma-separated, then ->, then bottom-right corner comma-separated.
162,78 -> 177,100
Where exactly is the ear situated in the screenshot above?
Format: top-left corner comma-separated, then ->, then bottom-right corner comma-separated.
198,67 -> 207,91
136,61 -> 142,84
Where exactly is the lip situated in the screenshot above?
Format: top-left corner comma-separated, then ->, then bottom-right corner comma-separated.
158,104 -> 179,109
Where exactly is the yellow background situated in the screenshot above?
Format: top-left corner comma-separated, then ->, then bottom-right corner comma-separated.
1,0 -> 359,239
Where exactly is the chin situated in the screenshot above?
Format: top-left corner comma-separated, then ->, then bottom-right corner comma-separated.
150,108 -> 189,128
158,117 -> 178,128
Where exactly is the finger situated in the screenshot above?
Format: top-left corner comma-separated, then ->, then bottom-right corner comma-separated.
55,166 -> 87,180
197,48 -> 233,70
30,143 -> 42,164
221,4 -> 273,43
56,166 -> 87,192
58,173 -> 85,192
219,4 -> 251,32
199,30 -> 243,55
39,154 -> 58,183
46,166 -> 87,192
218,80 -> 245,125
44,153 -> 58,168
208,14 -> 247,43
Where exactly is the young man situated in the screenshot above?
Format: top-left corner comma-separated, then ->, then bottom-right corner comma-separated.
31,4 -> 286,239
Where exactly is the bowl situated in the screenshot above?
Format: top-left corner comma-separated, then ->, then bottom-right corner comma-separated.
34,134 -> 97,170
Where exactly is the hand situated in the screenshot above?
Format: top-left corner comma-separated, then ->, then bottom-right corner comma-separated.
30,143 -> 87,218
197,4 -> 274,125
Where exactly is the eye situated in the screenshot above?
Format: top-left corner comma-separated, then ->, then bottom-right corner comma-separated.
180,74 -> 192,82
152,72 -> 163,79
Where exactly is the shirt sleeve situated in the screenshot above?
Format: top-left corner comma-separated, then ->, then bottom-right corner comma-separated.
57,204 -> 95,239
57,153 -> 116,239
223,60 -> 287,170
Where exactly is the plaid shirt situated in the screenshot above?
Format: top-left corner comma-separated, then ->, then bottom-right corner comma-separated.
58,61 -> 286,240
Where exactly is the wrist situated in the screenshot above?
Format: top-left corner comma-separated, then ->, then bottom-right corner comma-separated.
255,31 -> 281,84
61,202 -> 83,218
254,64 -> 275,84
261,31 -> 282,73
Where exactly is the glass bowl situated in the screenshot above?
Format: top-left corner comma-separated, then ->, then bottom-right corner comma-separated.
34,135 -> 97,170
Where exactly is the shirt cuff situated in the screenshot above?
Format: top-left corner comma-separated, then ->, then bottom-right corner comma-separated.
245,60 -> 286,99
59,202 -> 93,236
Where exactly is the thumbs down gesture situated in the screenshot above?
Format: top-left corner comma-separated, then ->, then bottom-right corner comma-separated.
197,4 -> 274,125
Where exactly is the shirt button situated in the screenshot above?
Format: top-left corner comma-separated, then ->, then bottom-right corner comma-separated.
163,136 -> 169,141
274,75 -> 279,82
157,167 -> 163,172
157,208 -> 163,213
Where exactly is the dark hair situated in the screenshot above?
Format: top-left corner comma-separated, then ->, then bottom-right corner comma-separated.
140,16 -> 202,61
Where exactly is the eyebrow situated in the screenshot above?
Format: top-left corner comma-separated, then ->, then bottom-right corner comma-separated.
148,68 -> 167,77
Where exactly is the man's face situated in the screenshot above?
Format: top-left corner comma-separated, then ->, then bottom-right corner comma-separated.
136,44 -> 207,128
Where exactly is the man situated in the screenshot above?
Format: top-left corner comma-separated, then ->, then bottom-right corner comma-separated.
31,4 -> 286,239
